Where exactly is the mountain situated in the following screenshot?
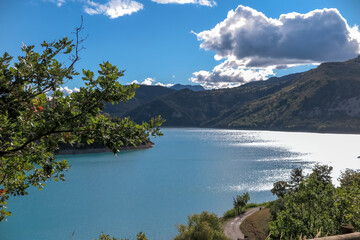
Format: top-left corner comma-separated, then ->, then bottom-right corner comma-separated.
106,56 -> 360,133
121,73 -> 301,126
103,85 -> 176,117
103,84 -> 204,117
170,84 -> 205,92
211,56 -> 360,132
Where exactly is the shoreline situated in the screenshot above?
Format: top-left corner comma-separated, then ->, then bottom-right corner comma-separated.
160,125 -> 360,135
55,141 -> 154,155
54,126 -> 360,156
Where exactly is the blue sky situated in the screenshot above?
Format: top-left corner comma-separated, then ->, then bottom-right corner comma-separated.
1,0 -> 360,90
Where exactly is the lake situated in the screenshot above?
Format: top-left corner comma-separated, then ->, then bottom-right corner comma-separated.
1,128 -> 360,240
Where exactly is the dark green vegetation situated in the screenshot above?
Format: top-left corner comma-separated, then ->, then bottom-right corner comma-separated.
170,84 -> 205,92
240,208 -> 271,240
104,85 -> 176,118
174,211 -> 229,240
95,232 -> 147,240
233,192 -> 250,216
222,208 -> 238,220
0,36 -> 162,221
269,165 -> 360,239
106,56 -> 360,133
223,202 -> 268,221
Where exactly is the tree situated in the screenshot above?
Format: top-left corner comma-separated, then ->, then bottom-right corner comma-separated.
336,169 -> 360,230
174,211 -> 228,240
270,181 -> 289,198
311,164 -> 333,185
95,232 -> 147,240
0,36 -> 163,221
270,174 -> 339,239
269,165 -> 360,239
233,192 -> 250,216
338,169 -> 360,189
289,167 -> 304,191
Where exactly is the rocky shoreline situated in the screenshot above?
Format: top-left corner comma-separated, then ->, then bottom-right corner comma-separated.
55,141 -> 154,155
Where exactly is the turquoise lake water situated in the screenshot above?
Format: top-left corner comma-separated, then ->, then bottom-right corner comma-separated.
1,128 -> 360,240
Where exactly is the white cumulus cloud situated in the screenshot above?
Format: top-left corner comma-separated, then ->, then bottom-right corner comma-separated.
47,86 -> 80,99
59,86 -> 80,95
129,78 -> 174,87
191,57 -> 275,89
141,78 -> 155,85
151,0 -> 216,7
155,82 -> 175,87
191,5 -> 360,89
195,6 -> 360,67
129,80 -> 139,85
84,0 -> 143,19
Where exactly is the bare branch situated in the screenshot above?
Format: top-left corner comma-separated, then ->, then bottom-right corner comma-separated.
68,15 -> 88,70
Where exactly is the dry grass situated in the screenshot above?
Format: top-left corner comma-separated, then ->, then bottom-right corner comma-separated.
240,208 -> 271,240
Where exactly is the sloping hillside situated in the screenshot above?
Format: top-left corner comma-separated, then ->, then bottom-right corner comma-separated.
170,84 -> 205,92
105,56 -> 360,133
124,73 -> 300,126
213,56 -> 360,132
103,85 -> 176,117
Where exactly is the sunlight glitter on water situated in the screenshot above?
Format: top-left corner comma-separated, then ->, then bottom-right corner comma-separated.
229,130 -> 360,184
2,128 -> 360,240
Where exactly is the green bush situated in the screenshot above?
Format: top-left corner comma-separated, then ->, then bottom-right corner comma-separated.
244,203 -> 260,209
223,208 -> 237,220
269,166 -> 360,239
223,202 -> 272,221
175,211 -> 228,240
95,232 -> 147,240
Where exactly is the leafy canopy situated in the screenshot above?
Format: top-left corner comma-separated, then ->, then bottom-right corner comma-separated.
0,37 -> 163,221
95,232 -> 147,240
233,192 -> 250,216
269,165 -> 360,239
174,211 -> 228,240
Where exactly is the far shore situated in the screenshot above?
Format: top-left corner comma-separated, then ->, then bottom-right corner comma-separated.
54,125 -> 360,156
160,126 -> 360,135
55,141 -> 154,155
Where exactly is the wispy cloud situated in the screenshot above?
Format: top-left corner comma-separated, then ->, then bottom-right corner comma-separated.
191,5 -> 360,89
47,0 -> 215,18
45,0 -> 66,7
151,0 -> 216,7
84,0 -> 143,19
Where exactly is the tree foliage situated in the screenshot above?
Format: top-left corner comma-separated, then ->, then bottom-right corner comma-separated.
269,166 -> 360,239
233,192 -> 250,216
289,167 -> 304,191
270,181 -> 289,198
95,232 -> 147,240
270,174 -> 338,239
336,169 -> 360,230
0,37 -> 163,221
174,211 -> 228,240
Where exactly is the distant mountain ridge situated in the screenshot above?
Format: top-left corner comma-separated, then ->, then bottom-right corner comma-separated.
104,85 -> 176,117
105,56 -> 360,133
170,84 -> 205,92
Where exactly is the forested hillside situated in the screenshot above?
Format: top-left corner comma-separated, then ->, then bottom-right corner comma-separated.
105,56 -> 360,133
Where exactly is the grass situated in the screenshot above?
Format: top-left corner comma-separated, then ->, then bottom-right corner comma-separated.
222,202 -> 272,221
222,208 -> 239,220
240,208 -> 271,240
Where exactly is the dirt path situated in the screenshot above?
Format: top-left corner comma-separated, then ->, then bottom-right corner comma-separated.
224,207 -> 262,240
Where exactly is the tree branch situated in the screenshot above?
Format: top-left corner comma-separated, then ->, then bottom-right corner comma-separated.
68,16 -> 87,70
